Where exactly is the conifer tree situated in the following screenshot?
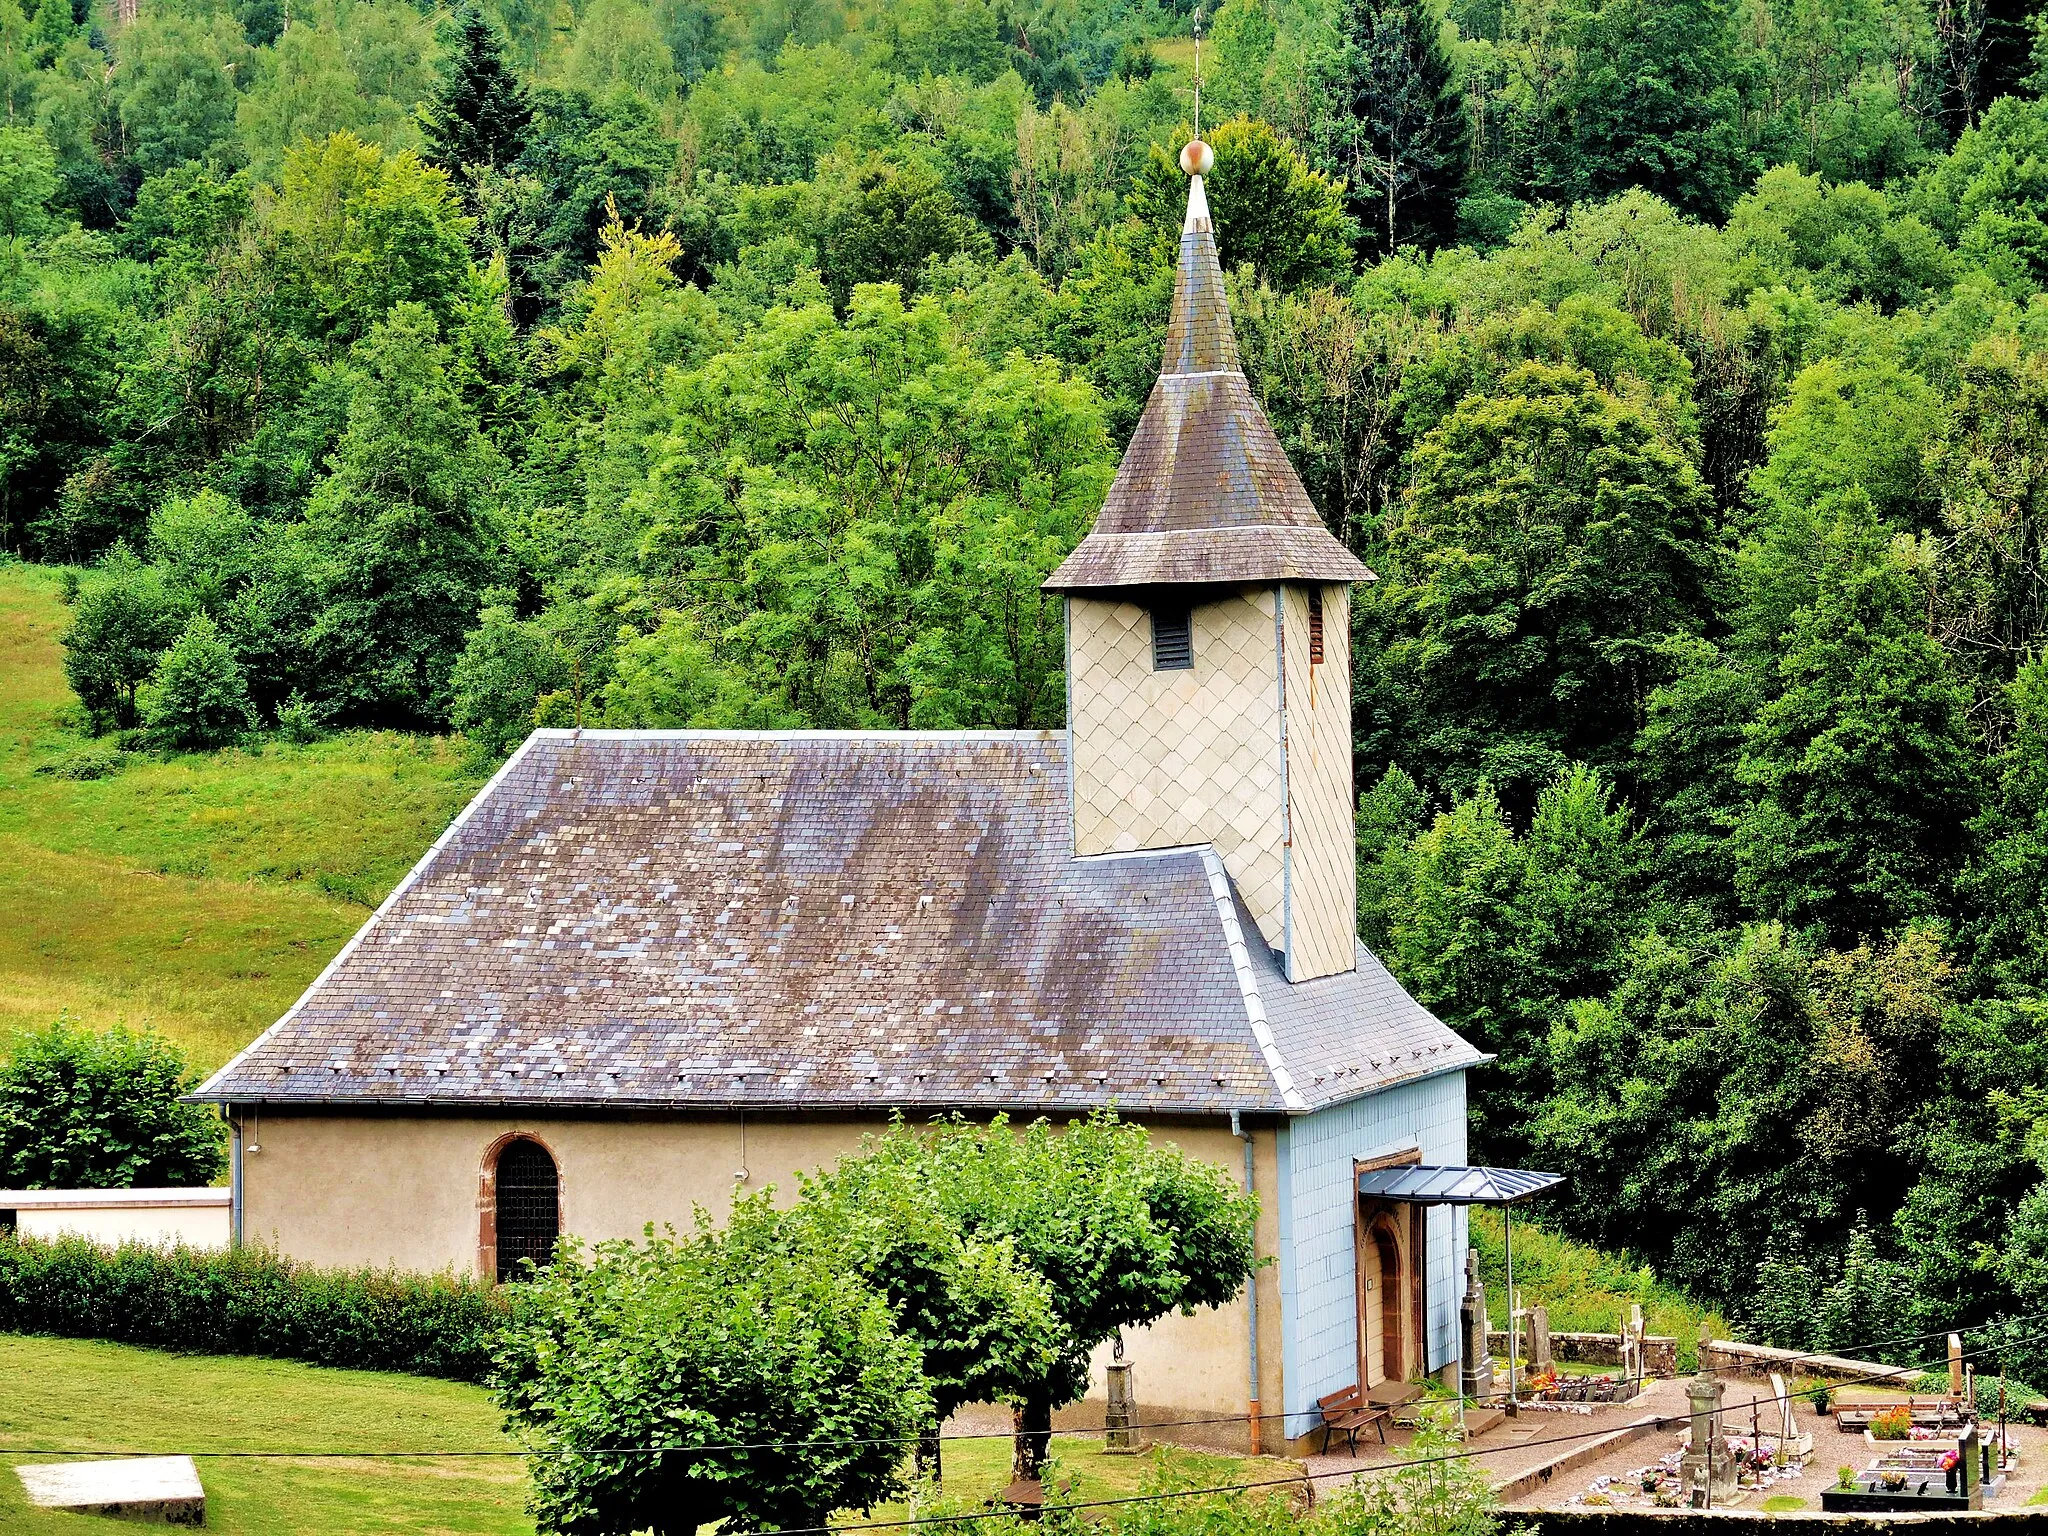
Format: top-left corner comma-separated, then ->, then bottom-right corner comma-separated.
418,3 -> 530,187
1334,0 -> 1466,254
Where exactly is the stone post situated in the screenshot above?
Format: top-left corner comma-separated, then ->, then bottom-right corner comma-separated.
1104,1362 -> 1139,1454
1459,1248 -> 1492,1401
1681,1330 -> 1731,1508
1950,1334 -> 1965,1400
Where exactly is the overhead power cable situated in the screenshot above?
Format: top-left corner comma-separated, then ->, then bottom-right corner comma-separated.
7,1324 -> 2039,1468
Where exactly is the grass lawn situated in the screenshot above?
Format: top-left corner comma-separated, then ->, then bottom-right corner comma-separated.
0,1335 -> 531,1534
860,1436 -> 1299,1527
0,564 -> 481,1073
1760,1495 -> 1806,1512
0,1336 -> 1286,1535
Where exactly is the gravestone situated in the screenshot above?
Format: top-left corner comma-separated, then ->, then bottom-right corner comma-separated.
1530,1305 -> 1552,1376
1771,1372 -> 1796,1465
1459,1247 -> 1493,1400
1950,1334 -> 1965,1400
16,1457 -> 204,1525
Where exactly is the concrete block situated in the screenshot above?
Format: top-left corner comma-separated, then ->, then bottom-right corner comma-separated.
15,1455 -> 205,1524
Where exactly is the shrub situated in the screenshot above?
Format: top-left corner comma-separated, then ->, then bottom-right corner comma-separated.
142,612 -> 254,750
0,1019 -> 225,1188
1870,1405 -> 1912,1439
275,690 -> 328,743
0,1232 -> 511,1380
32,744 -> 127,780
1975,1374 -> 2043,1420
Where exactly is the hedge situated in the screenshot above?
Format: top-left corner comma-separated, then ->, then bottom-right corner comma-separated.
0,1231 -> 514,1381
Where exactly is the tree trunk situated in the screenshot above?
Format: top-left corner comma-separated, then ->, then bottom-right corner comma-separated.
915,1422 -> 943,1488
1011,1397 -> 1052,1482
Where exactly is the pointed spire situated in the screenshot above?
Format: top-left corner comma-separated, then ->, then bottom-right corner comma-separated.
1161,171 -> 1240,376
1044,144 -> 1373,593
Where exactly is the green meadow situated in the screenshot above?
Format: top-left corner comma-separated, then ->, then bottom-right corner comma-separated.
0,563 -> 480,1073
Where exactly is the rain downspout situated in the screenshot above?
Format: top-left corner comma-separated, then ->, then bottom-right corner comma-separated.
227,1106 -> 244,1247
1233,1109 -> 1261,1455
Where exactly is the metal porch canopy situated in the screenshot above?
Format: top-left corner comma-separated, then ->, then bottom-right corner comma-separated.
1355,1165 -> 1563,1204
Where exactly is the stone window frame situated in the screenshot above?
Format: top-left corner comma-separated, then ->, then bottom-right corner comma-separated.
478,1130 -> 565,1284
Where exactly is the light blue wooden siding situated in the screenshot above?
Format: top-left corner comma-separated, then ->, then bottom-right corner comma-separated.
1274,1071 -> 1469,1437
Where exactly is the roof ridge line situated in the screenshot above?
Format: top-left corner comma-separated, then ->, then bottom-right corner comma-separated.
1198,847 -> 1306,1112
532,728 -> 1062,742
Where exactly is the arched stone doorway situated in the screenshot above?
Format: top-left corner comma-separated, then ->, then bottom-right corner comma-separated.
1355,1153 -> 1427,1391
480,1134 -> 561,1283
1373,1219 -> 1405,1381
1360,1211 -> 1410,1385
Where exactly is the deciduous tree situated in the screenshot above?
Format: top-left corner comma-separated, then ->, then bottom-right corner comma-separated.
0,1020 -> 226,1189
495,1210 -> 931,1536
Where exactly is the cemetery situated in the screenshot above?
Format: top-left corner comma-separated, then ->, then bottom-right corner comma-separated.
1467,1324 -> 2048,1517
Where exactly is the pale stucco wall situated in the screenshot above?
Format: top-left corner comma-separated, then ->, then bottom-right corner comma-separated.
3,1192 -> 230,1250
1279,584 -> 1356,982
1068,591 -> 1289,953
237,1110 -> 1287,1443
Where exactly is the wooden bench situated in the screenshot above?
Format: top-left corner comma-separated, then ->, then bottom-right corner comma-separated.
1317,1386 -> 1390,1455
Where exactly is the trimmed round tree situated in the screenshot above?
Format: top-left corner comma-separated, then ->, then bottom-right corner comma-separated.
916,1112 -> 1260,1479
779,1128 -> 1065,1485
493,1205 -> 931,1536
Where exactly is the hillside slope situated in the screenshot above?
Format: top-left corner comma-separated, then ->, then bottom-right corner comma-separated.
0,565 -> 479,1073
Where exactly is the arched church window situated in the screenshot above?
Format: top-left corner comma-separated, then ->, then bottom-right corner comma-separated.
1151,607 -> 1193,670
492,1137 -> 560,1283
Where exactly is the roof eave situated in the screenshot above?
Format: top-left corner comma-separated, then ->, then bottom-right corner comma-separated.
190,1090 -> 1301,1116
1283,1052 -> 1483,1116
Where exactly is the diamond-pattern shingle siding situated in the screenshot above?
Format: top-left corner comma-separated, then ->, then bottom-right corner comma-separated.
195,730 -> 1479,1116
1280,584 -> 1356,981
1069,592 -> 1288,952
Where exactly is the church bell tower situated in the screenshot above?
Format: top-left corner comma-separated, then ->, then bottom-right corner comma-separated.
1045,141 -> 1373,984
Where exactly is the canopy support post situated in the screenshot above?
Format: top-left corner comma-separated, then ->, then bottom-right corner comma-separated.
1505,1202 -> 1516,1410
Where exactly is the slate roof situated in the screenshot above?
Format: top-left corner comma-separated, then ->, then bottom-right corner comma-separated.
1045,173 -> 1374,593
196,731 -> 1480,1116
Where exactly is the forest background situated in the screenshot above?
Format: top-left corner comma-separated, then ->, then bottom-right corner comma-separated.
7,0 -> 2048,1382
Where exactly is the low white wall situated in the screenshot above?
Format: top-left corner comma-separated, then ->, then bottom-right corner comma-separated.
0,1188 -> 231,1250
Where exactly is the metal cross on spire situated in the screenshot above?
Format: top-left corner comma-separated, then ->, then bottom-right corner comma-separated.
1192,7 -> 1202,143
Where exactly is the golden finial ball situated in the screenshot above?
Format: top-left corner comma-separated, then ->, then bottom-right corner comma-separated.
1180,139 -> 1214,176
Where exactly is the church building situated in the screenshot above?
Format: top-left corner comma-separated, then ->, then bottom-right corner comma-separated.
195,148 -> 1487,1455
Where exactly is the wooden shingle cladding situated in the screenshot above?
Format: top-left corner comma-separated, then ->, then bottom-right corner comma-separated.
1044,175 -> 1371,593
193,731 -> 1479,1118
